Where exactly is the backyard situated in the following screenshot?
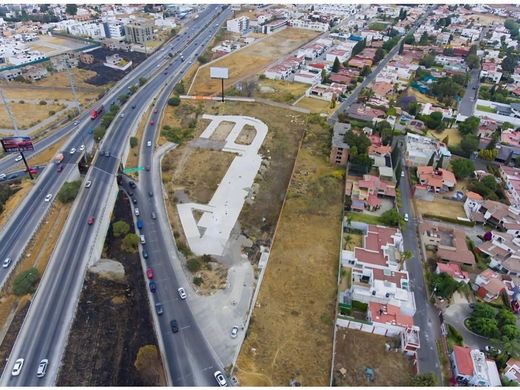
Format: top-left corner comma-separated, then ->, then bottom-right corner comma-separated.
415,198 -> 466,220
189,28 -> 319,95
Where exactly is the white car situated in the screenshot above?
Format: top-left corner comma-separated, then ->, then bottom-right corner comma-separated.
79,145 -> 85,151
44,193 -> 52,202
147,140 -> 152,147
231,326 -> 239,338
140,235 -> 146,244
15,155 -> 22,162
73,121 -> 79,126
0,173 -> 6,181
401,171 -> 405,177
214,371 -> 227,387
36,359 -> 48,378
134,208 -> 140,216
2,257 -> 11,268
85,180 -> 92,188
120,113 -> 125,118
178,287 -> 187,300
69,148 -> 76,155
404,213 -> 409,222
11,358 -> 24,376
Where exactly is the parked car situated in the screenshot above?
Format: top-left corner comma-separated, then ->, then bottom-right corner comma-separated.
15,155 -> 23,162
170,319 -> 179,333
404,213 -> 409,222
155,303 -> 164,315
231,326 -> 239,339
57,165 -> 63,173
146,267 -> 154,280
129,181 -> 136,189
79,145 -> 85,151
214,371 -> 227,387
36,359 -> 48,378
137,219 -> 143,230
147,140 -> 152,147
149,281 -> 157,293
140,235 -> 146,244
132,197 -> 137,205
135,208 -> 140,216
11,358 -> 24,376
85,180 -> 92,188
0,173 -> 6,181
142,250 -> 148,259
145,165 -> 150,171
2,257 -> 11,268
151,211 -> 157,220
178,287 -> 187,300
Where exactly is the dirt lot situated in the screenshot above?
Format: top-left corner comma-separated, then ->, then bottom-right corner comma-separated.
234,115 -> 343,386
189,28 -> 320,96
255,79 -> 309,104
333,328 -> 414,386
427,127 -> 462,147
408,89 -> 440,105
0,102 -> 65,130
415,197 -> 466,219
27,35 -> 87,56
295,96 -> 336,114
58,191 -> 165,386
0,85 -> 100,107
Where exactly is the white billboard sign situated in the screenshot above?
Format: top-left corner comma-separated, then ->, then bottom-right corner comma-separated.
210,67 -> 229,79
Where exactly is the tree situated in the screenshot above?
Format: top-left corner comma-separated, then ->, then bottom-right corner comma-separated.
93,125 -> 106,142
398,41 -> 404,54
404,34 -> 415,45
174,81 -> 185,94
65,4 -> 77,15
460,134 -> 479,157
138,77 -> 147,87
468,317 -> 500,338
409,373 -> 436,386
168,96 -> 180,106
351,153 -> 374,172
118,94 -> 129,104
380,208 -> 400,226
197,54 -> 209,64
360,65 -> 370,77
344,131 -> 371,154
435,154 -> 444,170
473,302 -> 496,319
374,47 -> 385,64
425,111 -> 444,130
12,268 -> 38,296
481,175 -> 498,192
129,137 -> 138,148
122,233 -> 139,252
419,54 -> 436,68
112,221 -> 130,238
442,135 -> 449,145
57,180 -> 81,203
332,57 -> 341,73
466,53 -> 480,70
419,31 -> 430,45
451,159 -> 475,180
321,68 -> 327,83
431,272 -> 460,299
479,148 -> 498,161
352,38 -> 366,57
502,55 -> 519,74
401,250 -> 413,262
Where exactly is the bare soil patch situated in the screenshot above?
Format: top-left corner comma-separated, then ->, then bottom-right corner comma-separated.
0,102 -> 65,130
210,121 -> 235,141
255,78 -> 309,104
235,124 -> 256,145
58,191 -> 165,385
333,328 -> 414,386
415,197 -> 465,219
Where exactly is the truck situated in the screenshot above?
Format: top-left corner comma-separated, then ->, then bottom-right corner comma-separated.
90,105 -> 104,120
54,153 -> 64,164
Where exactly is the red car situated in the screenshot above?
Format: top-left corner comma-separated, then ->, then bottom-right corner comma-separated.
149,120 -> 155,125
87,216 -> 95,225
145,165 -> 150,171
153,109 -> 158,114
146,267 -> 153,280
57,165 -> 63,173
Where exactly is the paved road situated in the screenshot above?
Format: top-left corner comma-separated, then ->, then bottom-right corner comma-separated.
0,5 -> 228,386
399,159 -> 442,383
457,28 -> 487,118
444,303 -> 488,351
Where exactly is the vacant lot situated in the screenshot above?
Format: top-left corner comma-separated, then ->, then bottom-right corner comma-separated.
235,115 -> 343,386
427,127 -> 462,147
36,68 -> 100,90
255,79 -> 309,104
1,86 -> 99,107
415,197 -> 465,219
0,102 -> 65,130
189,28 -> 319,95
408,88 -> 439,105
333,328 -> 414,386
27,35 -> 87,56
295,97 -> 334,114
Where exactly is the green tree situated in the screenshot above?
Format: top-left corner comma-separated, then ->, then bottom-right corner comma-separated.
451,159 -> 475,179
93,125 -> 106,142
468,317 -> 500,338
380,208 -> 400,226
472,302 -> 496,319
409,373 -> 436,386
431,272 -> 460,299
174,81 -> 185,94
427,153 -> 435,167
460,134 -> 479,157
138,77 -> 147,87
374,47 -> 386,64
497,309 -> 517,327
187,258 -> 202,273
65,4 -> 77,15
129,137 -> 138,148
332,56 -> 341,73
502,324 -> 520,340
122,233 -> 139,252
112,221 -> 130,238
419,54 -> 436,68
57,181 -> 81,203
168,96 -> 180,106
442,135 -> 449,145
435,154 -> 444,170
12,267 -> 38,296
344,131 -> 371,154
466,53 -> 480,69
404,34 -> 415,45
360,65 -> 371,77
352,38 -> 366,56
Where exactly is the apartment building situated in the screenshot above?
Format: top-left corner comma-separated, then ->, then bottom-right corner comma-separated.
226,16 -> 250,35
330,122 -> 350,166
404,133 -> 451,168
451,346 -> 501,386
124,20 -> 153,44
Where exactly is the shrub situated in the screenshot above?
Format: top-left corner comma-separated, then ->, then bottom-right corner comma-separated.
57,180 -> 81,203
168,96 -> 180,106
121,233 -> 139,252
13,267 -> 38,296
351,300 -> 368,311
112,221 -> 130,238
48,110 -> 56,116
130,137 -> 138,148
193,276 -> 204,286
187,258 -> 202,273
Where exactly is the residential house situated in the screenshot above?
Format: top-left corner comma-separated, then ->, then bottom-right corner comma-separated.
481,61 -> 502,84
264,64 -> 292,80
226,16 -> 250,35
371,81 -> 393,99
351,174 -> 396,211
293,71 -> 320,85
404,133 -> 451,169
346,103 -> 385,122
325,49 -> 349,64
500,166 -> 520,209
330,122 -> 350,166
436,262 -> 470,284
477,232 -> 520,276
416,166 -> 457,193
366,302 -> 414,335
306,83 -> 346,101
451,345 -> 502,387
478,117 -> 498,138
504,358 -> 520,384
474,269 -> 506,302
419,221 -> 475,266
466,198 -> 520,230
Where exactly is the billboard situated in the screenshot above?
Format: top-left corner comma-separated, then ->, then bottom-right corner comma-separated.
210,67 -> 229,79
1,136 -> 34,153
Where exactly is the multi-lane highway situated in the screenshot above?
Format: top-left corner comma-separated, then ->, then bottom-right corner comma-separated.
0,5 -> 230,386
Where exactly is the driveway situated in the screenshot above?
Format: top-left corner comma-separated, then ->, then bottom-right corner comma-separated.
444,303 -> 489,351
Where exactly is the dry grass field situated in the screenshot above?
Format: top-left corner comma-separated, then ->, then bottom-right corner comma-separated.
415,197 -> 466,219
0,102 -> 65,129
427,127 -> 462,147
189,28 -> 319,95
295,97 -> 334,114
255,79 -> 309,104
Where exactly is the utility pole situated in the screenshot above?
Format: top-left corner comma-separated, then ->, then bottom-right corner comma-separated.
65,60 -> 80,115
0,87 -> 34,180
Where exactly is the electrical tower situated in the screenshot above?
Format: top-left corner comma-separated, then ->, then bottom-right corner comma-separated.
0,87 -> 20,135
65,60 -> 80,115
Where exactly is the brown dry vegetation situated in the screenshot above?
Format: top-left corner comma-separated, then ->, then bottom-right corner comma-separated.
333,328 -> 414,386
126,105 -> 153,170
235,114 -> 343,386
295,96 -> 335,114
0,102 -> 65,129
1,87 -> 98,106
0,179 -> 33,230
255,78 -> 309,104
189,28 -> 320,95
415,197 -> 465,219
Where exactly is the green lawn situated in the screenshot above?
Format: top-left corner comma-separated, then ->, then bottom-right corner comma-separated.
476,104 -> 496,113
346,211 -> 383,225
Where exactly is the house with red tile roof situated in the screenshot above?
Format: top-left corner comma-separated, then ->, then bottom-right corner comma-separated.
371,81 -> 393,99
329,73 -> 353,85
346,103 -> 385,122
475,268 -> 506,302
416,166 -> 457,193
348,56 -> 373,69
500,165 -> 520,208
436,262 -> 470,284
505,358 -> 520,384
354,174 -> 396,211
451,346 -> 502,386
477,231 -> 520,276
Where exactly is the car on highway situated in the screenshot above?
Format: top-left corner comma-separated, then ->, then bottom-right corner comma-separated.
73,121 -> 79,126
155,303 -> 164,315
149,120 -> 155,125
69,148 -> 76,155
147,140 -> 152,147
2,257 -> 12,268
131,105 -> 136,109
36,359 -> 48,378
153,109 -> 158,114
149,281 -> 157,293
170,319 -> 179,333
132,197 -> 137,205
214,371 -> 227,387
57,165 -> 63,173
120,113 -> 125,118
80,145 -> 85,151
231,326 -> 239,338
85,180 -> 92,188
146,267 -> 153,280
104,151 -> 110,157
44,193 -> 52,202
145,165 -> 150,171
135,208 -> 140,216
0,173 -> 6,181
11,358 -> 24,376
148,191 -> 153,197
151,211 -> 157,220
87,216 -> 95,225
15,155 -> 23,162
404,213 -> 409,222
142,250 -> 148,259
178,287 -> 187,300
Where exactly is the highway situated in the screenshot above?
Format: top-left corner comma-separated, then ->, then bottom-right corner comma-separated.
0,5 -> 229,386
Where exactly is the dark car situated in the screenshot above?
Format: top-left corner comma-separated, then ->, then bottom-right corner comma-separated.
142,250 -> 148,259
132,197 -> 137,204
131,105 -> 136,109
128,191 -> 134,197
145,165 -> 150,171
155,303 -> 164,315
57,165 -> 63,173
137,219 -> 143,230
148,191 -> 153,197
129,181 -> 136,189
149,281 -> 157,293
87,216 -> 95,225
170,319 -> 178,333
